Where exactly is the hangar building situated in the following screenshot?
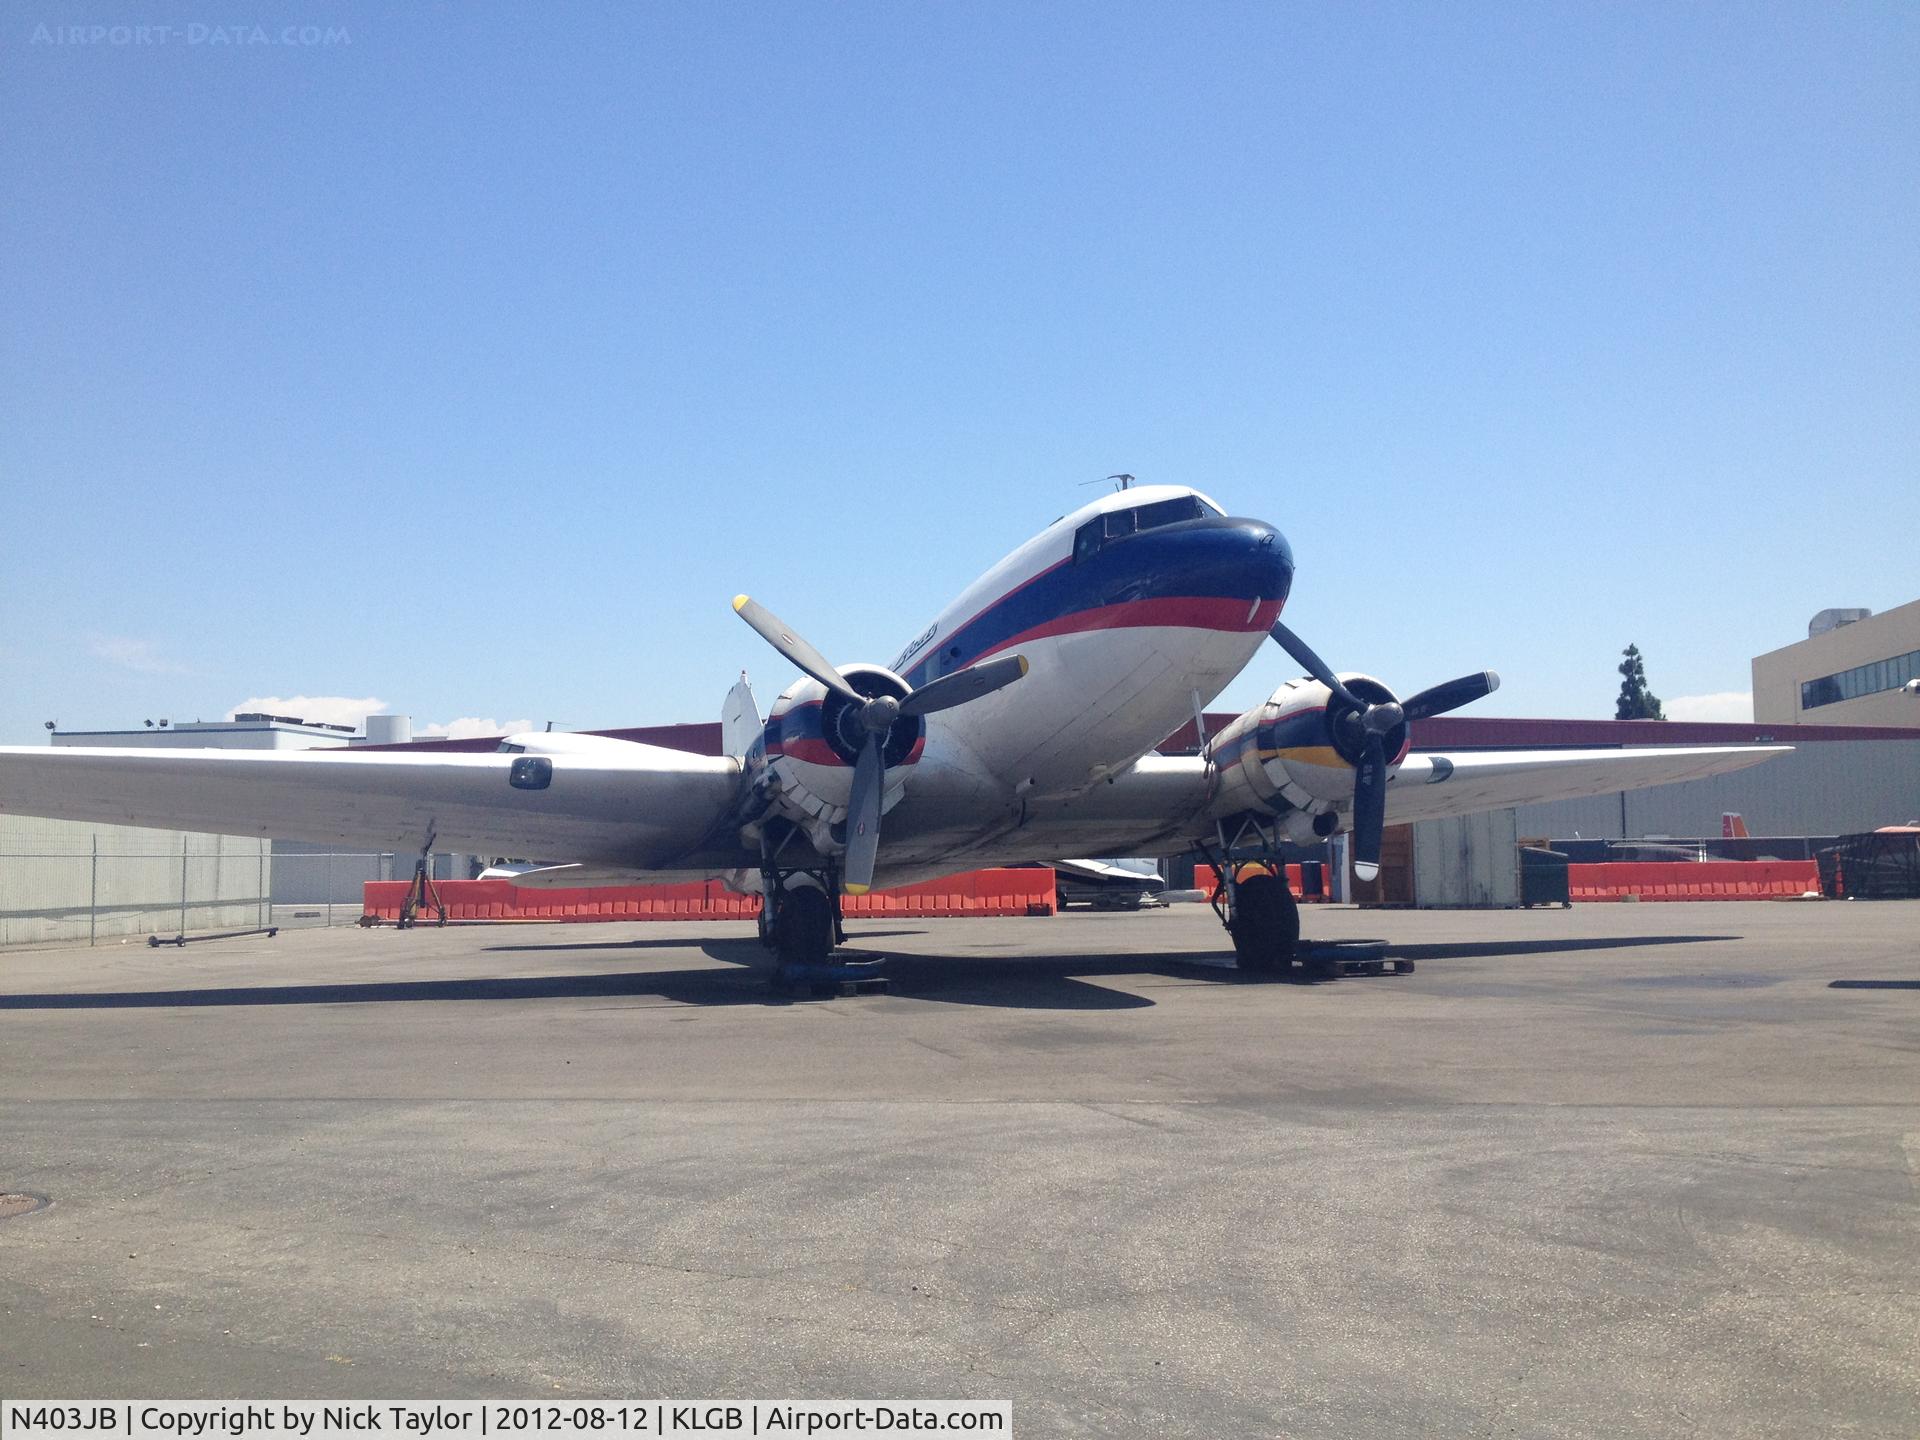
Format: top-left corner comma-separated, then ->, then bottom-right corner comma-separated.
1753,599 -> 1920,727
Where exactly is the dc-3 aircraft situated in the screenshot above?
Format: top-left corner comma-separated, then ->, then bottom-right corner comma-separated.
0,485 -> 1785,978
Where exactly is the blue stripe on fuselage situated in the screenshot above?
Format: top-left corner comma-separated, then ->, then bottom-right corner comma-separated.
901,518 -> 1293,688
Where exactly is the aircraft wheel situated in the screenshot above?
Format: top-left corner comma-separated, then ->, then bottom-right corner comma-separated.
774,885 -> 835,968
1229,872 -> 1299,974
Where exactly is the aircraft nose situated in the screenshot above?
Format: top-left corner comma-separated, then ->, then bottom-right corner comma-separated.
1135,514 -> 1294,613
1230,517 -> 1295,608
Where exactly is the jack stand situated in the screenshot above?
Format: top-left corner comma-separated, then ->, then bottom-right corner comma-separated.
397,834 -> 447,929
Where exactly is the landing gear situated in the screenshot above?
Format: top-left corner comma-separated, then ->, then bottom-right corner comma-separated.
1202,814 -> 1306,977
771,884 -> 835,967
754,821 -> 869,993
1227,869 -> 1300,973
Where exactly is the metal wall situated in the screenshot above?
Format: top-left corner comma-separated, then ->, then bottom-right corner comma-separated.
1413,808 -> 1520,907
1511,738 -> 1920,840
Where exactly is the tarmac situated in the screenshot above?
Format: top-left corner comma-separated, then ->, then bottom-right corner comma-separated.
2,901 -> 1916,1437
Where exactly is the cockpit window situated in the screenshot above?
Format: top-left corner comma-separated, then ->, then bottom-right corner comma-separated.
1134,495 -> 1207,530
1073,494 -> 1215,562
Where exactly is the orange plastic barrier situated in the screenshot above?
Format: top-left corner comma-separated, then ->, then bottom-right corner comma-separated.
1198,863 -> 1326,901
362,868 -> 1056,923
1567,860 -> 1818,903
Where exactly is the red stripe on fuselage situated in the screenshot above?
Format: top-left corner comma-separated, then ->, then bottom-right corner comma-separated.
972,594 -> 1284,663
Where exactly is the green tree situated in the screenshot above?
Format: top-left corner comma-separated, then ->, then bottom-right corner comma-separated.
1615,643 -> 1665,720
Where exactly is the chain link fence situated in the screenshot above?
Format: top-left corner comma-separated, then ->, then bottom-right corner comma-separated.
0,841 -> 433,948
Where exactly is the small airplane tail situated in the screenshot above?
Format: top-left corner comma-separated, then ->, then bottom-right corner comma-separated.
1722,812 -> 1750,839
722,671 -> 762,759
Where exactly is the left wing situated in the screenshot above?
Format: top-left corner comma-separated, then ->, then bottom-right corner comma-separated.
0,738 -> 747,874
1380,745 -> 1790,826
1020,743 -> 1789,860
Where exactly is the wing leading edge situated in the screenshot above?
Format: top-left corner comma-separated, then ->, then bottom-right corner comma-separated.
0,742 -> 746,872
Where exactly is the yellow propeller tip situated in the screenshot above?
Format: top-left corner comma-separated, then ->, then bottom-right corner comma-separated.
731,594 -> 750,612
1016,655 -> 1030,676
843,883 -> 870,896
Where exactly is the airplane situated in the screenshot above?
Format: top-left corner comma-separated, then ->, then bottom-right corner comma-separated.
0,483 -> 1787,980
1050,857 -> 1169,910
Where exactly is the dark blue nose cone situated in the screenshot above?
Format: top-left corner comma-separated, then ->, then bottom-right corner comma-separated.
1095,513 -> 1293,611
1239,518 -> 1295,605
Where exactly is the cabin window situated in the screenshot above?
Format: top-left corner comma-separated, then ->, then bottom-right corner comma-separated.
508,756 -> 553,790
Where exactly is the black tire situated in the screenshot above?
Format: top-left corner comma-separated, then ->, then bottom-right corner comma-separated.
1229,872 -> 1300,973
774,886 -> 834,968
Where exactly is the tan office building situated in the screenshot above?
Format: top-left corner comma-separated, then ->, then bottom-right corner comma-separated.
1752,598 -> 1920,727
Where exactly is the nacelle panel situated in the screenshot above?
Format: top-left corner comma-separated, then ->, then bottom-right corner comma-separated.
1206,673 -> 1411,823
754,665 -> 923,851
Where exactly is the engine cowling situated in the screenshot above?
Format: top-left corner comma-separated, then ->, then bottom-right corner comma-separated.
754,664 -> 925,852
1206,673 -> 1412,835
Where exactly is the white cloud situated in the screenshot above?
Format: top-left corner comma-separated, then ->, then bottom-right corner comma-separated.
229,695 -> 389,727
1665,691 -> 1752,723
90,636 -> 188,675
416,716 -> 534,741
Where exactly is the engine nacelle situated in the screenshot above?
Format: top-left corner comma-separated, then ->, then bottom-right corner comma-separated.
1206,673 -> 1411,835
750,664 -> 925,854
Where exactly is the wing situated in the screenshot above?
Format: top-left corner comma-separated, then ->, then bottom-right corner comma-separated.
1383,745 -> 1790,826
0,739 -> 747,872
1007,745 -> 1790,863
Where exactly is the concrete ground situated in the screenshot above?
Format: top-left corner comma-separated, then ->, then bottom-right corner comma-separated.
1,902 -> 1916,1437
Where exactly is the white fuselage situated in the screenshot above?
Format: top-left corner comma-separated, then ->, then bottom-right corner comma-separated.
763,485 -> 1296,878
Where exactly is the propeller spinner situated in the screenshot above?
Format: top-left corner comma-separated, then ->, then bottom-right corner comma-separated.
1267,620 -> 1498,882
734,596 -> 1028,893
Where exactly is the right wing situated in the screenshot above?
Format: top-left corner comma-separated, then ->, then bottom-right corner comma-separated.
0,739 -> 747,873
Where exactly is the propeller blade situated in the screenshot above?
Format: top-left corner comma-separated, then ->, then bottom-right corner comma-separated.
1350,733 -> 1387,883
899,654 -> 1029,717
1401,670 -> 1501,722
1268,621 -> 1363,709
842,736 -> 885,895
732,595 -> 860,703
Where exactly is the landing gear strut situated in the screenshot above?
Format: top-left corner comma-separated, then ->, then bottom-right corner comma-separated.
1199,814 -> 1323,977
754,822 -> 873,994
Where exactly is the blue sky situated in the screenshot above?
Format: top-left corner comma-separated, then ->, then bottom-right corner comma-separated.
4,2 -> 1915,743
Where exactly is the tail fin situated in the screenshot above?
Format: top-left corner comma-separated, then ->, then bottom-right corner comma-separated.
722,671 -> 761,759
1722,812 -> 1750,839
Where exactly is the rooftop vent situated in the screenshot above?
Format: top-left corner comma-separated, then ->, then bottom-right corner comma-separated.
1809,608 -> 1871,638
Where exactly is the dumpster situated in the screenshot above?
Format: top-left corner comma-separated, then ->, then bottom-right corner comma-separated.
1519,847 -> 1571,908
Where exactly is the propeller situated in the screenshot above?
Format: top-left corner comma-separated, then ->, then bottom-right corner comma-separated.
734,595 -> 1028,893
1267,620 -> 1498,882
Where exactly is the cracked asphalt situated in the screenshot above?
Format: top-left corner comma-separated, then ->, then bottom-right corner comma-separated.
2,902 -> 1917,1436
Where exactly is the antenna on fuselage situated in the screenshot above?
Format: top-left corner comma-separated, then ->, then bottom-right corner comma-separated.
1081,472 -> 1137,492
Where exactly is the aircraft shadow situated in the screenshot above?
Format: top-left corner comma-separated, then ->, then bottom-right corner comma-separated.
1382,935 -> 1736,961
0,933 -> 1741,1015
1828,979 -> 1920,990
483,929 -> 927,955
